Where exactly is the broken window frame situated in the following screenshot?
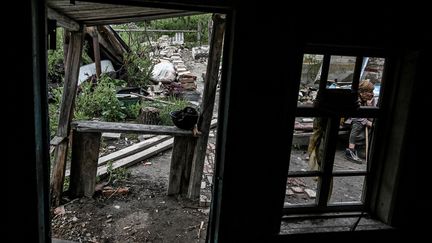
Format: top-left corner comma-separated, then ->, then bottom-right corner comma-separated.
284,46 -> 386,216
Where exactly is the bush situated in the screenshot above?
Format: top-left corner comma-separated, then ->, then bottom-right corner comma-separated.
75,74 -> 127,121
48,87 -> 63,138
123,51 -> 153,88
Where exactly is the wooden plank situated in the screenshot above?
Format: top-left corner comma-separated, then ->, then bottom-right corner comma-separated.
50,31 -> 84,206
188,14 -> 225,199
95,27 -> 125,65
80,12 -> 200,26
97,138 -> 174,177
98,135 -> 170,166
69,132 -> 101,198
47,7 -> 80,31
55,5 -> 148,13
66,8 -> 172,17
113,29 -> 197,33
71,121 -> 196,136
63,29 -> 70,64
64,136 -> 174,178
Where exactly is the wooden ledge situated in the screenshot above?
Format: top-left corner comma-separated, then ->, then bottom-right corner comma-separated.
71,120 -> 196,136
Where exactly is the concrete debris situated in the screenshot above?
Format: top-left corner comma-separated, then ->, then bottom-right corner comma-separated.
304,188 -> 316,198
102,132 -> 121,139
291,186 -> 304,193
192,45 -> 209,60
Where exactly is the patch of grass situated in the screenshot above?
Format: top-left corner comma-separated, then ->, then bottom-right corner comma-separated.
141,97 -> 190,125
107,161 -> 131,184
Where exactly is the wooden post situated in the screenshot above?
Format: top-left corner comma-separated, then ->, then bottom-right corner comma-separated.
50,30 -> 83,206
88,26 -> 101,78
63,29 -> 70,65
69,131 -> 101,198
168,137 -> 197,195
187,14 -> 225,199
208,18 -> 213,46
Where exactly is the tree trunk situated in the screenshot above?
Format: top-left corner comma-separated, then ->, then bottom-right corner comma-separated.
137,107 -> 161,125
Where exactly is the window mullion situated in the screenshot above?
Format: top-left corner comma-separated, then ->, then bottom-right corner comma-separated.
318,54 -> 331,91
351,56 -> 364,91
317,116 -> 340,208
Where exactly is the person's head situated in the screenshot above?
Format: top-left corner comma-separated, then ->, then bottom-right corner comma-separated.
358,79 -> 374,102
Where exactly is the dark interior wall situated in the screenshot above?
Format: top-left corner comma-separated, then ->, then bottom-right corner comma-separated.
215,3 -> 431,242
215,4 -> 302,242
390,45 -> 431,238
9,0 -> 50,242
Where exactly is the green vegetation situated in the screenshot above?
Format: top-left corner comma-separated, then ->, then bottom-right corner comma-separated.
114,14 -> 212,47
63,176 -> 70,192
123,51 -> 153,88
48,87 -> 63,138
142,97 -> 189,126
146,14 -> 212,44
48,28 -> 93,83
106,161 -> 131,183
47,28 -> 65,83
75,74 -> 128,122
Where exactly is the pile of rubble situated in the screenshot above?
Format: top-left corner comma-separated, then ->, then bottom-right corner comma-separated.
146,35 -> 210,104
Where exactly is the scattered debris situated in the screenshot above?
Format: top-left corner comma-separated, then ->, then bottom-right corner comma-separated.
291,186 -> 304,193
102,132 -> 121,139
54,206 -> 65,216
304,188 -> 316,198
197,221 -> 204,239
102,187 -> 129,198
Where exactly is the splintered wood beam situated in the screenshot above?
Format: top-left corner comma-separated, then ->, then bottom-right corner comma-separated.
188,14 -> 225,199
86,26 -> 101,78
47,7 -> 80,31
50,30 -> 84,207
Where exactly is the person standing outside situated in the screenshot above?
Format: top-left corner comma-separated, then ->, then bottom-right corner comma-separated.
345,80 -> 376,163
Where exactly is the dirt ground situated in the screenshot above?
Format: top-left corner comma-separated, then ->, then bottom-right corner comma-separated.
52,150 -> 210,243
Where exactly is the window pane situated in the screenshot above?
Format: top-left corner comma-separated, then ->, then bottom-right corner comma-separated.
333,123 -> 369,172
298,54 -> 323,105
285,177 -> 318,206
361,57 -> 385,106
326,55 -> 357,89
329,176 -> 365,204
291,117 -> 315,172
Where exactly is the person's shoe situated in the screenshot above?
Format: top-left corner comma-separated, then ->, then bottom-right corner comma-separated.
345,148 -> 362,164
